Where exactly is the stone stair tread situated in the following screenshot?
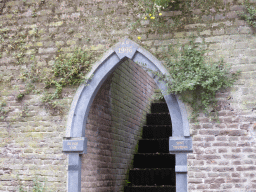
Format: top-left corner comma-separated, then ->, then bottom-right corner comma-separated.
125,100 -> 175,189
125,185 -> 175,187
146,113 -> 172,125
142,125 -> 172,139
134,153 -> 175,155
130,168 -> 175,170
128,168 -> 175,185
143,125 -> 171,127
124,185 -> 176,192
139,138 -> 169,141
133,154 -> 175,168
150,112 -> 170,114
138,139 -> 169,153
139,138 -> 169,140
151,102 -> 169,113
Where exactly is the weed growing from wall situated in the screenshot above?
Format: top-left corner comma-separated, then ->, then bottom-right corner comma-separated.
21,48 -> 96,113
18,175 -> 46,192
0,100 -> 8,120
150,40 -> 240,119
128,0 -> 225,35
42,48 -> 93,103
238,0 -> 256,27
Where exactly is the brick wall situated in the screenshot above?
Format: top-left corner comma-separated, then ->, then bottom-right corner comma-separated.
188,111 -> 256,191
0,0 -> 256,191
81,59 -> 156,192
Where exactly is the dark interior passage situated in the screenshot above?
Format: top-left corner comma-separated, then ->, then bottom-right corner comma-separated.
124,101 -> 176,192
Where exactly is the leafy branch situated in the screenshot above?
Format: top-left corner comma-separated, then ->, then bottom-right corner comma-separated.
151,40 -> 240,119
21,48 -> 95,112
238,0 -> 256,27
42,48 -> 93,102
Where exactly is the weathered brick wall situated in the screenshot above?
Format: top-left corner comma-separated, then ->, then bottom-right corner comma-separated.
188,112 -> 256,191
81,60 -> 156,192
172,3 -> 256,192
0,0 -> 256,191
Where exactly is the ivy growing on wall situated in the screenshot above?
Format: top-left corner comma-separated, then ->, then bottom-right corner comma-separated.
21,48 -> 96,113
150,40 -> 240,119
41,48 -> 93,103
18,175 -> 46,192
0,0 -> 242,119
238,0 -> 256,27
131,0 -> 225,35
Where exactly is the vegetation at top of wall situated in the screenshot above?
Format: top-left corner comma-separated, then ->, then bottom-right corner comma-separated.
0,0 -> 242,119
150,39 -> 240,119
130,0 -> 226,35
238,0 -> 256,27
132,0 -> 240,118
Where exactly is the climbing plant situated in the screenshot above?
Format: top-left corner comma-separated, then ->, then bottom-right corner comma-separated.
131,0 -> 225,35
238,0 -> 256,27
150,40 -> 240,119
21,48 -> 96,112
42,48 -> 93,102
18,175 -> 46,192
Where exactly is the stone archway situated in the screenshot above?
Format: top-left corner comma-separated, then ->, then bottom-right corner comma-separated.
63,38 -> 192,192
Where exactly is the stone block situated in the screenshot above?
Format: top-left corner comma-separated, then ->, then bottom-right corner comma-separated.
215,14 -> 225,20
209,43 -> 222,50
205,36 -> 224,43
226,11 -> 238,19
39,47 -> 58,54
202,15 -> 213,22
213,28 -> 225,35
35,42 -> 43,47
185,23 -> 206,29
238,26 -> 252,34
49,21 -> 64,27
200,30 -> 211,36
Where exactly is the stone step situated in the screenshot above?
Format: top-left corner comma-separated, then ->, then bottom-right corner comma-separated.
133,154 -> 175,168
124,186 -> 176,192
125,100 -> 175,190
142,125 -> 172,139
146,113 -> 171,125
151,102 -> 169,113
128,168 -> 175,186
138,139 -> 169,153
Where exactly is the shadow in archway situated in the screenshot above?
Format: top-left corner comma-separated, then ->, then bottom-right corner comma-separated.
81,59 -> 157,192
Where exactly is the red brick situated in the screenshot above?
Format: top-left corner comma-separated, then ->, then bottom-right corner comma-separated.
212,167 -> 234,172
218,148 -> 227,153
236,166 -> 256,171
197,184 -> 209,189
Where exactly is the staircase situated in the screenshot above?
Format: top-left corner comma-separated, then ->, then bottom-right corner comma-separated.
124,102 -> 176,192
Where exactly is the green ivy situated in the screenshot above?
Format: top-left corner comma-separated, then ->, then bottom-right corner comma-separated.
238,0 -> 256,27
18,175 -> 46,192
131,0 -> 225,36
0,100 -> 8,120
152,40 -> 240,118
41,48 -> 94,105
21,48 -> 96,112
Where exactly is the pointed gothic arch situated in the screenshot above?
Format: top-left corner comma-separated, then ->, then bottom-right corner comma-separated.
63,38 -> 193,192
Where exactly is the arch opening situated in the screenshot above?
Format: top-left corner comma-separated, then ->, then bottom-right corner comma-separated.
63,38 -> 193,192
81,58 -> 158,191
